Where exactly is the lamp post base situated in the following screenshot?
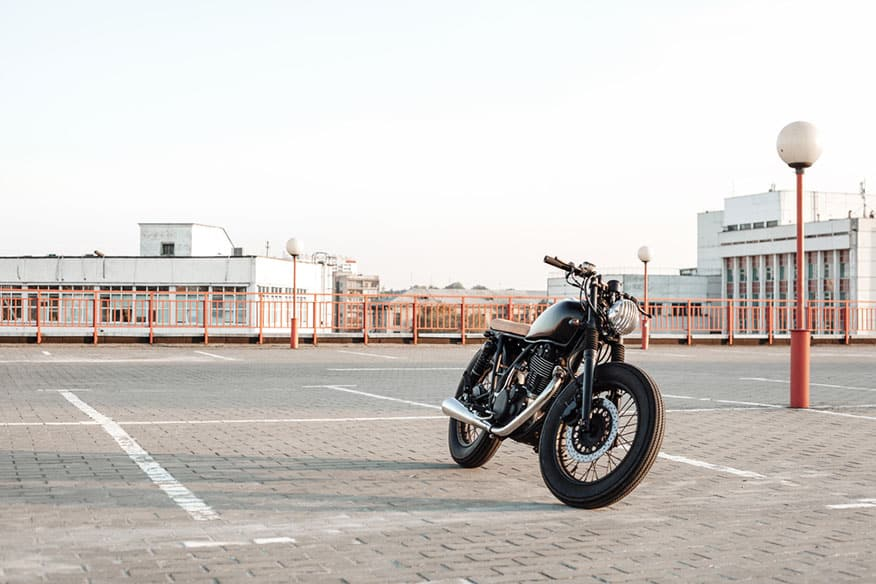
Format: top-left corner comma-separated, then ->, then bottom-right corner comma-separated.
790,329 -> 810,408
291,317 -> 299,350
641,321 -> 649,351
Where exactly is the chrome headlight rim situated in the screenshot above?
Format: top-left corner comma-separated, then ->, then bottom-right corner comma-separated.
607,298 -> 640,336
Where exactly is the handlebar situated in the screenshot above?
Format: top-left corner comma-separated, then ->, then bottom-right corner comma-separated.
544,254 -> 651,317
543,255 -> 596,278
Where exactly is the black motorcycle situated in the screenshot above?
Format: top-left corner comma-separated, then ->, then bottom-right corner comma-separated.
442,255 -> 665,508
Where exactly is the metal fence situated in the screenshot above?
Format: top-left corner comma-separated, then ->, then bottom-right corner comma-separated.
1,288 -> 875,344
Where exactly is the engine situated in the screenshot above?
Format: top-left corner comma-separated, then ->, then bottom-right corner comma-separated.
489,344 -> 557,425
525,344 -> 557,395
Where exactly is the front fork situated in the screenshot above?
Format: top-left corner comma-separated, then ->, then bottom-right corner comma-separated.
578,327 -> 599,430
578,332 -> 625,429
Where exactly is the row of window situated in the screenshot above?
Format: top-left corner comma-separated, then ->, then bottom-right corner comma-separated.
724,252 -> 850,301
725,220 -> 780,232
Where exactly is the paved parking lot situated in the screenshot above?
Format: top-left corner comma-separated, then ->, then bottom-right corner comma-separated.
1,343 -> 874,583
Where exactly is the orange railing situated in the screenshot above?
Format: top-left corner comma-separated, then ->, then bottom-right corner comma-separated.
1,288 -> 875,345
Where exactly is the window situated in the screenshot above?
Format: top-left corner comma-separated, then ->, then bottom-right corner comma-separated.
161,242 -> 175,257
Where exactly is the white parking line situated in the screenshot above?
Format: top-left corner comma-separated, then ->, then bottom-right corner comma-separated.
58,390 -> 219,521
337,350 -> 400,360
658,452 -> 767,479
327,367 -> 460,372
120,415 -> 445,426
741,377 -> 876,393
183,540 -> 248,549
253,536 -> 296,545
0,415 -> 446,427
803,409 -> 876,421
0,421 -> 99,427
184,537 -> 296,549
310,385 -> 442,410
0,357 -> 206,364
827,498 -> 876,510
193,351 -> 236,361
666,407 -> 772,413
715,399 -> 782,408
665,394 -> 780,409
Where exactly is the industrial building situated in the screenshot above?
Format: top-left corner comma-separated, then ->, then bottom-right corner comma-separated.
703,189 -> 876,304
0,223 -> 377,340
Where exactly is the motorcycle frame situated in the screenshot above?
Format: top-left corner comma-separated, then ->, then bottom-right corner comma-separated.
482,274 -> 620,435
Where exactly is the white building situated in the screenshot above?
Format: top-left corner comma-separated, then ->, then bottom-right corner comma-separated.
139,223 -> 237,257
0,223 -> 376,339
704,189 -> 876,304
548,188 -> 876,306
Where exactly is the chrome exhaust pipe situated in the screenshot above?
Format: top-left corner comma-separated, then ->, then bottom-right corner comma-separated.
441,397 -> 492,432
442,367 -> 567,438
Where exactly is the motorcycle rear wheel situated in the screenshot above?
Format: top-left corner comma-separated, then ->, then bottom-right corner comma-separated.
448,348 -> 502,468
538,362 -> 664,508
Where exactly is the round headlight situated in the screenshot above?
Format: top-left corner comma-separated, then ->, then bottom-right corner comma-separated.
607,299 -> 640,336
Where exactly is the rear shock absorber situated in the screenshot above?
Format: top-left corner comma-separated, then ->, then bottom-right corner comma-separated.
469,338 -> 495,381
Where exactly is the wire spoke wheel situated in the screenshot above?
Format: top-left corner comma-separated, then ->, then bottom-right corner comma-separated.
448,348 -> 502,467
456,418 -> 484,446
539,362 -> 664,508
558,391 -> 638,483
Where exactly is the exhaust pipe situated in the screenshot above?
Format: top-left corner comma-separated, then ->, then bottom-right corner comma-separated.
441,398 -> 492,432
442,368 -> 567,438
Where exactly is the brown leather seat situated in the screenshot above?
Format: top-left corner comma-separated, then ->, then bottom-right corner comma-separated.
489,318 -> 530,337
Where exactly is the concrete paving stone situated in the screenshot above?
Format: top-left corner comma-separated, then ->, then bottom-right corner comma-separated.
2,345 -> 876,582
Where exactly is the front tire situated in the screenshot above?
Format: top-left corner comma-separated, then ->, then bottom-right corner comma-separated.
538,362 -> 664,508
448,348 -> 502,468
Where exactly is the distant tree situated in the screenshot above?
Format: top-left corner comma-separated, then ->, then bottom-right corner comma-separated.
444,281 -> 465,290
472,284 -> 488,290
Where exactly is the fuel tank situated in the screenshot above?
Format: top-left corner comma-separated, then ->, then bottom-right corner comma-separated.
525,299 -> 586,345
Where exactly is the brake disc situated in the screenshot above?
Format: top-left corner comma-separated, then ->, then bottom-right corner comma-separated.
564,397 -> 619,463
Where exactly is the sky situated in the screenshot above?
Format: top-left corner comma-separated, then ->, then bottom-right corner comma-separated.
2,0 -> 875,291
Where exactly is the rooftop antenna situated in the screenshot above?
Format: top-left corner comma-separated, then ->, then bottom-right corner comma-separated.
861,180 -> 867,217
265,240 -> 270,257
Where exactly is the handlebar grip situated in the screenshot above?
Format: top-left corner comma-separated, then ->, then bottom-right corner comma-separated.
544,255 -> 571,270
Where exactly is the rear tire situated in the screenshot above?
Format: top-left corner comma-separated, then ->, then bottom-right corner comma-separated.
448,348 -> 502,468
538,362 -> 664,508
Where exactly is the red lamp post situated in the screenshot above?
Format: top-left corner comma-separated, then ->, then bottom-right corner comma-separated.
776,121 -> 822,408
286,238 -> 303,349
638,245 -> 652,350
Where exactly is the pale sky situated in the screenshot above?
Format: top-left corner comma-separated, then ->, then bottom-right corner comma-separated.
2,1 -> 875,290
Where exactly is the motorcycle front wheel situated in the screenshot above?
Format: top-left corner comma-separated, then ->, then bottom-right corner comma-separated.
448,348 -> 502,468
538,362 -> 664,508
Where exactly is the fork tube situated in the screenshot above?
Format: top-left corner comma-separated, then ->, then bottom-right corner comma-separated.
579,327 -> 598,429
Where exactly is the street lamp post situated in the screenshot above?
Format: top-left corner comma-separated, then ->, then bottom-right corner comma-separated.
285,238 -> 303,349
777,121 -> 822,408
638,246 -> 652,350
